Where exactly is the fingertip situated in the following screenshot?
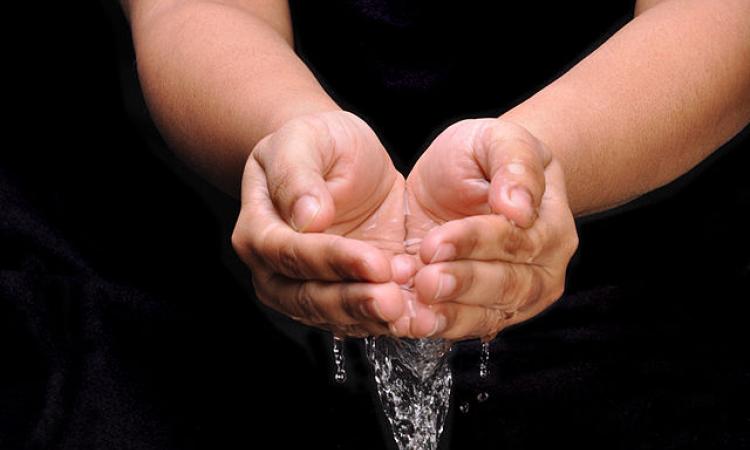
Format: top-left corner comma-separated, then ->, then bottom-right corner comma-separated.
358,251 -> 392,283
389,316 -> 411,338
291,192 -> 336,233
490,184 -> 536,228
290,195 -> 320,232
414,265 -> 439,304
409,302 -> 440,338
391,254 -> 417,284
419,238 -> 457,265
371,282 -> 404,322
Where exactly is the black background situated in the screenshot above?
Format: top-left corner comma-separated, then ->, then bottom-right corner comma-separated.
1,1 -> 748,449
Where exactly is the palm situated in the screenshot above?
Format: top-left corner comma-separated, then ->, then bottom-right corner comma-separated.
320,116 -> 407,259
405,122 -> 491,255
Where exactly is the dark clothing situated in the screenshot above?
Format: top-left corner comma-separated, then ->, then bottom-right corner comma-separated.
2,1 -> 748,449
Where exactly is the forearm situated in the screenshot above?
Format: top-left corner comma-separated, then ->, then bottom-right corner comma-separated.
127,0 -> 338,195
502,0 -> 750,216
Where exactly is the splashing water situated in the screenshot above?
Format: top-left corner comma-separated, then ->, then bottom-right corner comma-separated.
479,342 -> 490,379
365,337 -> 453,450
332,336 -> 347,383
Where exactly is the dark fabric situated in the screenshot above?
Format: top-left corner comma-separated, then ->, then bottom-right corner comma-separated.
2,1 -> 748,449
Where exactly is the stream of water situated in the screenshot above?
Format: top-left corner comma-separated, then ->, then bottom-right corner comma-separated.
365,337 -> 453,450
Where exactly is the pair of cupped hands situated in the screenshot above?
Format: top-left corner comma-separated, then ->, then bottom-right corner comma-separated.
232,111 -> 578,341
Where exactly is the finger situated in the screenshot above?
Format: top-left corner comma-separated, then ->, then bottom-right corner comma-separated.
474,120 -> 551,228
418,214 -> 542,265
391,254 -> 418,285
392,289 -> 443,338
251,117 -> 337,232
234,159 -> 392,282
429,303 -> 513,341
253,269 -> 405,327
414,260 -> 548,309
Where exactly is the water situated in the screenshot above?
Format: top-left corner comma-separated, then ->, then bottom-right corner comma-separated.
479,342 -> 490,379
365,337 -> 453,450
332,336 -> 347,383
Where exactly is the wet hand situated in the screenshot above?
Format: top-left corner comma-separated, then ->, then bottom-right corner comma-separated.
232,111 -> 414,337
402,119 -> 578,340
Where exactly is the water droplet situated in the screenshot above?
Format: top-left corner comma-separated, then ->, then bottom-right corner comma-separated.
477,392 -> 489,402
479,342 -> 490,379
332,336 -> 347,384
459,402 -> 470,414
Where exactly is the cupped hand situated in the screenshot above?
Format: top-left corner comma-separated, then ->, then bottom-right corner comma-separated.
232,111 -> 415,337
402,119 -> 579,340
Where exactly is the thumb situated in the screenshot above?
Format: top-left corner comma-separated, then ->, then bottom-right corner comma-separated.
475,121 -> 550,228
251,119 -> 337,232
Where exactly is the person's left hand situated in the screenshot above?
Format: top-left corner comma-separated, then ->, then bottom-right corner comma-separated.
399,118 -> 579,340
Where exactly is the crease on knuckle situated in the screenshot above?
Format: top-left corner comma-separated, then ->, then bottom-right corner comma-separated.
523,268 -> 545,308
458,264 -> 475,297
338,284 -> 361,323
277,240 -> 307,279
496,264 -> 519,308
500,221 -> 524,256
478,308 -> 505,338
295,282 -> 324,324
565,227 -> 580,259
326,237 -> 351,279
525,223 -> 548,262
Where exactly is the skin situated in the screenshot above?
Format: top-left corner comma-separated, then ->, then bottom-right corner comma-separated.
123,0 -> 750,340
403,120 -> 577,340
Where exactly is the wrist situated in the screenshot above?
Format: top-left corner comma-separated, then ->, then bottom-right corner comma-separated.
261,92 -> 342,139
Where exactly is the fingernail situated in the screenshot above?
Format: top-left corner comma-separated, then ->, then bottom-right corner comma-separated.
291,195 -> 320,232
370,299 -> 387,321
390,316 -> 410,337
434,273 -> 456,301
430,243 -> 456,264
508,187 -> 532,212
428,314 -> 447,337
359,301 -> 374,320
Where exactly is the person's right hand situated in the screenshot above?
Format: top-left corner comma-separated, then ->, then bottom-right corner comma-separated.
231,111 -> 414,337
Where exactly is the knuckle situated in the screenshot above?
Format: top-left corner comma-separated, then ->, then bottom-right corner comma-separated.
524,224 -> 548,262
497,264 -> 519,308
253,224 -> 276,260
230,228 -> 247,259
500,221 -> 525,256
459,220 -> 482,256
295,282 -> 324,324
325,237 -> 351,279
548,274 -> 566,303
523,269 -> 545,307
459,264 -> 475,297
338,284 -> 360,321
478,308 -> 505,337
565,229 -> 580,258
276,241 -> 305,278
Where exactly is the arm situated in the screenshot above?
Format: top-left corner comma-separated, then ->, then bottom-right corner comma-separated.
123,0 -> 339,194
123,0 -> 413,336
502,0 -> 750,216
